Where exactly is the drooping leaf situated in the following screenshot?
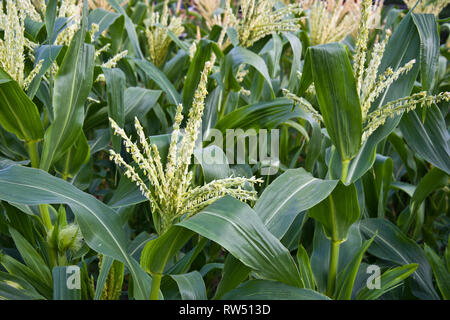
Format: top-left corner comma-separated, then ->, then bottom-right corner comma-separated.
221,280 -> 330,300
356,264 -> 419,300
308,182 -> 360,242
0,69 -> 44,142
178,196 -> 302,287
170,271 -> 207,300
0,165 -> 150,299
300,43 -> 362,162
254,168 -> 338,239
359,218 -> 439,300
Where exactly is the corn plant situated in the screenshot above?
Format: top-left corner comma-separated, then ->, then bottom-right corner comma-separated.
0,0 -> 448,301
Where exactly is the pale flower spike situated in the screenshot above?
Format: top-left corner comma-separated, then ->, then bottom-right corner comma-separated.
301,0 -> 384,45
0,0 -> 43,89
145,0 -> 184,66
228,0 -> 303,48
109,59 -> 262,234
354,0 -> 450,142
284,0 -> 450,145
403,0 -> 450,16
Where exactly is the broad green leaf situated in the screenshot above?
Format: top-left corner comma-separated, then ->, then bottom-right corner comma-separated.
0,69 -> 44,142
108,0 -> 144,59
302,43 -> 362,162
362,155 -> 393,218
125,87 -> 161,123
254,168 -> 338,239
103,68 -> 125,152
108,176 -> 147,209
140,226 -> 194,275
399,104 -> 450,174
134,59 -> 181,105
40,28 -> 95,170
215,98 -> 306,131
213,254 -> 251,300
28,45 -> 64,99
221,46 -> 274,95
88,8 -> 121,40
183,40 -> 219,112
166,238 -> 208,275
0,165 -> 150,299
403,167 -> 448,233
221,280 -> 330,300
424,245 -> 450,299
359,218 -> 439,300
356,264 -> 418,300
94,256 -> 114,300
193,146 -> 230,183
308,182 -> 360,242
335,235 -> 375,300
310,222 -> 362,293
0,272 -> 44,300
411,14 -> 439,92
296,244 -> 315,290
170,271 -> 207,300
8,228 -> 52,285
0,253 -> 52,299
283,32 -> 302,92
178,196 -> 302,287
54,131 -> 90,179
45,0 -> 58,44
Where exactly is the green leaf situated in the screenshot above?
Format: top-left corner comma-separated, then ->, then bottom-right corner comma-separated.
103,68 -> 126,152
221,280 -> 330,300
183,40 -> 219,112
344,13 -> 421,184
411,14 -> 439,92
362,155 -> 393,218
193,145 -> 230,183
107,0 -> 144,59
221,46 -> 274,95
308,182 -> 360,242
94,256 -> 114,300
54,131 -> 90,179
0,69 -> 44,142
335,235 -> 375,300
296,244 -> 315,290
170,271 -> 207,300
356,264 -> 418,300
125,87 -> 161,123
399,104 -> 450,174
40,30 -> 95,170
215,98 -> 305,131
310,223 -> 362,293
359,218 -> 439,300
254,168 -> 338,239
213,254 -> 251,300
8,227 -> 52,285
0,165 -> 150,300
0,271 -> 45,300
302,43 -> 362,162
134,59 -> 181,105
178,196 -> 302,287
403,167 -> 448,233
140,226 -> 194,275
283,32 -> 302,92
424,245 -> 450,299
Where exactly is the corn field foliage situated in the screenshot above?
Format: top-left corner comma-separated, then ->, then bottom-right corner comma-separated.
0,0 -> 449,301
